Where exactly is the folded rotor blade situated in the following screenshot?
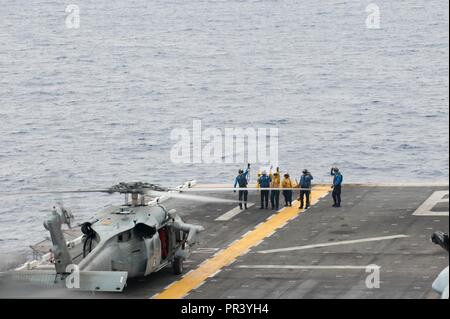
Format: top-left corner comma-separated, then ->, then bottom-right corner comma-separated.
148,190 -> 240,204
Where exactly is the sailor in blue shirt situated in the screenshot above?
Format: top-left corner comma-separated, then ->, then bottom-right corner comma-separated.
258,170 -> 272,209
330,167 -> 343,207
299,169 -> 313,209
234,163 -> 251,209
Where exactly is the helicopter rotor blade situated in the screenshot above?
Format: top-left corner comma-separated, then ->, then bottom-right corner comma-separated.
167,187 -> 308,191
148,190 -> 240,204
0,189 -> 112,197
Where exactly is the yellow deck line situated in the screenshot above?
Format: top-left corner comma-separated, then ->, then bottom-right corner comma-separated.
153,186 -> 331,299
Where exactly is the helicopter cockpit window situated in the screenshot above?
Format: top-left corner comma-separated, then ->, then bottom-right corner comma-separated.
135,223 -> 156,238
118,230 -> 131,242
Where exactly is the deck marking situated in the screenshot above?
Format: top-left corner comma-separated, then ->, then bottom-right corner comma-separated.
237,265 -> 378,270
215,204 -> 255,221
413,191 -> 449,216
257,234 -> 409,254
152,186 -> 331,299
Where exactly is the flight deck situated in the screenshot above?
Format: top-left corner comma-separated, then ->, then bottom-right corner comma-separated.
0,184 -> 448,299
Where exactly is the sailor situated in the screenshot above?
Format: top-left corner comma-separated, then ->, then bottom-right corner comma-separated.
282,173 -> 295,207
234,163 -> 251,209
269,167 -> 281,210
256,170 -> 262,189
258,170 -> 271,209
330,167 -> 343,207
299,169 -> 313,209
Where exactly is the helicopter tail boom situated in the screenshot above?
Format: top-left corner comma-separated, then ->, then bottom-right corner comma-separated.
43,208 -> 73,275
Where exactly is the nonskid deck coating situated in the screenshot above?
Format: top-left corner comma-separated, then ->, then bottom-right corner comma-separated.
0,184 -> 448,299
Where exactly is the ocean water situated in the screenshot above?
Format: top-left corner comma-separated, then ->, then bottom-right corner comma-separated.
0,1 -> 448,266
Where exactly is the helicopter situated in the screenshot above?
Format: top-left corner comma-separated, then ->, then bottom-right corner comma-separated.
7,181 -> 238,292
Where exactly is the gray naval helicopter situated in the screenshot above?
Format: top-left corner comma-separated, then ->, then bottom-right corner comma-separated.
10,181 -> 235,293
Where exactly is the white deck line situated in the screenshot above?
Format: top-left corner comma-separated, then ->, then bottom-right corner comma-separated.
215,204 -> 255,221
413,191 -> 449,216
237,265 -> 378,270
258,235 -> 409,254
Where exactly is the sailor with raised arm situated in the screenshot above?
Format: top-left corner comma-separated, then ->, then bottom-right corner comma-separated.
234,163 -> 251,210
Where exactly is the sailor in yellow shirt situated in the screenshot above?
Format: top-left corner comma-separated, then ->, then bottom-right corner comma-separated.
281,173 -> 296,207
269,167 -> 281,210
256,170 -> 262,192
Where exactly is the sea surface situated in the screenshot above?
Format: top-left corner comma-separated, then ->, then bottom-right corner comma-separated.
0,0 -> 448,267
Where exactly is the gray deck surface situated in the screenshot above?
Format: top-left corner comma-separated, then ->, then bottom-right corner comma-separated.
0,185 -> 448,299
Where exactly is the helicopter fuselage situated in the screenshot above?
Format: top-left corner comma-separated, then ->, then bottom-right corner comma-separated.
75,203 -> 186,278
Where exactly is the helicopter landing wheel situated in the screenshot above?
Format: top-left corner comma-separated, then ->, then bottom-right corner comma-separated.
173,257 -> 184,275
